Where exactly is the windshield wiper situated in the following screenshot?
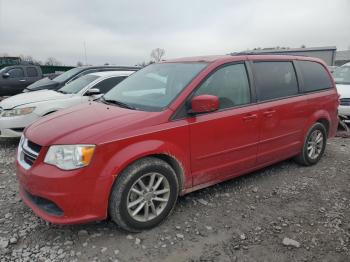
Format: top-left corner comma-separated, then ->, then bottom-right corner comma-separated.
100,97 -> 137,110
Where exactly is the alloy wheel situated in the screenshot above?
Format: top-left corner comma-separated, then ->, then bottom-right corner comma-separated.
126,172 -> 170,222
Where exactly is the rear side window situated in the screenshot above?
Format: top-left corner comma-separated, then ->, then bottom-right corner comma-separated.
93,76 -> 126,94
298,61 -> 332,92
194,63 -> 251,109
8,68 -> 24,78
254,62 -> 298,101
26,67 -> 38,77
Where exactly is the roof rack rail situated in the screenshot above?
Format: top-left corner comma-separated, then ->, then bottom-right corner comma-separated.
230,52 -> 309,57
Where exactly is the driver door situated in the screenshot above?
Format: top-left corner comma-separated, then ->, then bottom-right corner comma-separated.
188,63 -> 260,186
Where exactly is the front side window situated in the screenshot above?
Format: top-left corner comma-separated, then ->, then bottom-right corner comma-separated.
194,63 -> 251,109
103,63 -> 207,111
333,66 -> 350,85
92,76 -> 126,94
298,61 -> 333,91
59,74 -> 99,94
254,61 -> 298,101
8,68 -> 24,78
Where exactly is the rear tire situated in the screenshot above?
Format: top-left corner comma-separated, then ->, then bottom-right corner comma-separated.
109,157 -> 179,232
294,122 -> 327,166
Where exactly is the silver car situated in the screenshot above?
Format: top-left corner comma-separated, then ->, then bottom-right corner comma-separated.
0,71 -> 134,137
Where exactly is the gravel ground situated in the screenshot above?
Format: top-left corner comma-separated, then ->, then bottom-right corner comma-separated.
0,137 -> 349,262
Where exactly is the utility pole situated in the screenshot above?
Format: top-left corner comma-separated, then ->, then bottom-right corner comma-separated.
83,41 -> 87,65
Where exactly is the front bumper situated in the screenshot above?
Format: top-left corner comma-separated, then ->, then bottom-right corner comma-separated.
16,148 -> 113,225
0,113 -> 39,138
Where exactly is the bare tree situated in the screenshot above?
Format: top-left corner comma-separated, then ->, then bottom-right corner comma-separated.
150,48 -> 165,62
76,61 -> 83,67
45,57 -> 62,66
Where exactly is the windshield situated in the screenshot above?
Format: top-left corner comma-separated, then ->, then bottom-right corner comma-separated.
103,62 -> 207,111
59,74 -> 99,94
53,67 -> 83,83
333,66 -> 350,85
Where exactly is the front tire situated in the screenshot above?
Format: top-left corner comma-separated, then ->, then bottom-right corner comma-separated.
109,157 -> 179,232
294,122 -> 327,166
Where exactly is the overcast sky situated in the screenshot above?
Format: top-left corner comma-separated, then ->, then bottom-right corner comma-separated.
0,0 -> 349,66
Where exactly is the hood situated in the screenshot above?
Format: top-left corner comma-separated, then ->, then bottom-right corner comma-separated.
26,77 -> 60,91
336,84 -> 350,99
0,90 -> 69,109
25,102 -> 165,146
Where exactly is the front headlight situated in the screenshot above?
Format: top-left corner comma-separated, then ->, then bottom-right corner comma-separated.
2,107 -> 36,117
44,145 -> 95,170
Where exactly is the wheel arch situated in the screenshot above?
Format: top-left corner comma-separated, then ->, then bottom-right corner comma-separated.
102,139 -> 190,199
304,110 -> 332,138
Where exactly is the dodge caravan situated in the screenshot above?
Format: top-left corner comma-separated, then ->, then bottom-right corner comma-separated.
16,55 -> 339,232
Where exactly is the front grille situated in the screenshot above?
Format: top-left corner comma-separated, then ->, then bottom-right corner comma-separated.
27,140 -> 42,153
340,98 -> 350,106
18,137 -> 42,169
23,153 -> 36,166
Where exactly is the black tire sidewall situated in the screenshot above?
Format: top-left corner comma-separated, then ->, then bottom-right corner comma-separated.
303,123 -> 327,165
118,162 -> 178,230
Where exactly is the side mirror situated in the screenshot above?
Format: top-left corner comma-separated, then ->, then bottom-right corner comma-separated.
86,88 -> 101,96
189,95 -> 219,114
2,72 -> 10,78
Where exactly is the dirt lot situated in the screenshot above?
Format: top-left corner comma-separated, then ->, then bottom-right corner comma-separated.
0,137 -> 349,262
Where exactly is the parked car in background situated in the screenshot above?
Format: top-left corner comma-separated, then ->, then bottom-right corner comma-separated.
24,66 -> 139,92
328,65 -> 338,73
0,65 -> 42,96
16,55 -> 338,232
0,71 -> 134,137
333,62 -> 350,123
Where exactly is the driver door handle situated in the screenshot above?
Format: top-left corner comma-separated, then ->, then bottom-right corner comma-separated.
243,114 -> 258,121
19,79 -> 26,82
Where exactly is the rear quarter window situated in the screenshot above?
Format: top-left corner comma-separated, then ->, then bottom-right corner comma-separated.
26,67 -> 38,77
298,61 -> 333,92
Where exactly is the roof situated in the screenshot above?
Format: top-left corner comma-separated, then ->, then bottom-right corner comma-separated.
78,65 -> 140,70
164,55 -> 230,63
87,71 -> 135,77
236,46 -> 337,54
336,50 -> 350,61
164,54 -> 325,64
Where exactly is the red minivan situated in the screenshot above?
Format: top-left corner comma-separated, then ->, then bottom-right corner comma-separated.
16,55 -> 339,231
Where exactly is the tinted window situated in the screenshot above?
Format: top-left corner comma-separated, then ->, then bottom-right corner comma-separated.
194,64 -> 251,109
59,74 -> 99,94
26,67 -> 38,77
254,62 -> 298,101
8,68 -> 24,78
298,61 -> 332,92
92,76 -> 126,94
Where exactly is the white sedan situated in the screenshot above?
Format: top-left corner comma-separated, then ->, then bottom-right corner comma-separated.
334,63 -> 350,123
0,71 -> 134,137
